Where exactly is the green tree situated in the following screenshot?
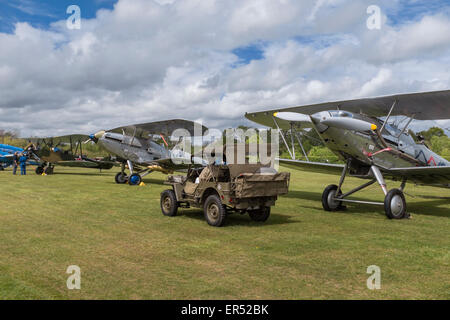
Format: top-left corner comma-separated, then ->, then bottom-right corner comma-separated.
419,127 -> 445,142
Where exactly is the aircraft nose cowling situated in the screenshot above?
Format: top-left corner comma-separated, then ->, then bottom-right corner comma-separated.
321,118 -> 377,132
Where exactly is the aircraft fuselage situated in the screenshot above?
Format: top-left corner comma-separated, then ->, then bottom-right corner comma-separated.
311,111 -> 449,172
97,132 -> 169,166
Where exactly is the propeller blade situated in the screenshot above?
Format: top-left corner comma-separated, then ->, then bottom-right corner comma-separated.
321,118 -> 377,132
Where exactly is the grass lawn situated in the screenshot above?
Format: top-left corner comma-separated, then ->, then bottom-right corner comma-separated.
0,165 -> 448,299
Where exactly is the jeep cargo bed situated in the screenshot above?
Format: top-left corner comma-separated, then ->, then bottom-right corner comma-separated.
234,172 -> 290,198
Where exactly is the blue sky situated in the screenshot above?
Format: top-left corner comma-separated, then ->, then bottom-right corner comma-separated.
0,0 -> 449,63
0,0 -> 117,33
387,0 -> 450,25
0,0 -> 449,136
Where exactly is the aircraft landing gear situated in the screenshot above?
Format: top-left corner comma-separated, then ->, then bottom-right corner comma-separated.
115,162 -> 128,184
36,166 -> 44,175
128,173 -> 142,186
44,166 -> 54,175
322,185 -> 344,211
324,161 -> 409,219
115,172 -> 128,184
384,189 -> 407,219
115,161 -> 151,186
36,164 -> 54,175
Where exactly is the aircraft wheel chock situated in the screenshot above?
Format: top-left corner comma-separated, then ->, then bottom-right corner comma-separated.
160,190 -> 178,217
115,172 -> 128,184
128,173 -> 142,186
322,184 -> 344,211
384,189 -> 407,219
36,167 -> 44,175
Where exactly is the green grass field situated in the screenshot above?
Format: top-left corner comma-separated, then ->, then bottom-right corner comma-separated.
0,166 -> 448,300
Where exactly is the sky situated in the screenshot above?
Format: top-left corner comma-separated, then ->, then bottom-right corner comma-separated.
0,0 -> 449,137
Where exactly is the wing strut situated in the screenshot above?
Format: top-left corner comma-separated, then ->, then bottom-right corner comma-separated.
290,123 -> 295,160
130,127 -> 137,146
272,116 -> 294,159
380,99 -> 397,133
397,114 -> 415,138
291,125 -> 309,161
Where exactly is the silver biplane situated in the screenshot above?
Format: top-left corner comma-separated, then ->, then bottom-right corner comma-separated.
87,119 -> 208,186
246,90 -> 450,219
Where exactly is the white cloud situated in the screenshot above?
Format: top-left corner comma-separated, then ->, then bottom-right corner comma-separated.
0,0 -> 449,137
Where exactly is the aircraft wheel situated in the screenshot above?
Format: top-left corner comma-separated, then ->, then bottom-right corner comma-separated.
128,173 -> 142,186
35,166 -> 44,175
384,189 -> 407,219
115,172 -> 128,184
322,184 -> 344,211
248,206 -> 271,222
204,194 -> 227,227
44,167 -> 54,175
160,190 -> 178,217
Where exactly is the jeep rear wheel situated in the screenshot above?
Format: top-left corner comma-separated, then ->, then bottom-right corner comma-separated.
249,206 -> 271,222
203,194 -> 227,227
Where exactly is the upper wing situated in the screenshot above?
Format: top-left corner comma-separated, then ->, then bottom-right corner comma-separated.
385,166 -> 450,186
109,119 -> 208,138
279,158 -> 345,175
0,153 -> 14,158
246,90 -> 450,129
0,144 -> 23,153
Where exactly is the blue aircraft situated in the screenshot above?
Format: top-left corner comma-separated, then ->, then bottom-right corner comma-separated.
0,144 -> 23,169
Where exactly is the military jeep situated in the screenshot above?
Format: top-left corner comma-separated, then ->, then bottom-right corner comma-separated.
160,164 -> 290,227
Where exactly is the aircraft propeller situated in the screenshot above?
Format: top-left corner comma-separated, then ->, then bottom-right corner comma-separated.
84,131 -> 106,144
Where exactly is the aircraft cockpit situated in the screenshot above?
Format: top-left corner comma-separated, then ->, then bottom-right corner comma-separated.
329,110 -> 354,118
379,120 -> 416,149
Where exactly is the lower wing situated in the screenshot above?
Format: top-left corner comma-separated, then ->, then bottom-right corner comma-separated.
279,158 -> 345,175
385,166 -> 450,187
55,160 -> 114,169
150,156 -> 207,172
279,158 -> 450,188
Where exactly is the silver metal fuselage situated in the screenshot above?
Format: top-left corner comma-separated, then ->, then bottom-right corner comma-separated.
97,132 -> 169,166
311,111 -> 449,170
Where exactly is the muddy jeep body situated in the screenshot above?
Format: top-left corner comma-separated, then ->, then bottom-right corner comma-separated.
161,164 -> 290,226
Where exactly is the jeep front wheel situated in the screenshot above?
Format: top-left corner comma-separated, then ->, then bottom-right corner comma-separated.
203,194 -> 227,227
